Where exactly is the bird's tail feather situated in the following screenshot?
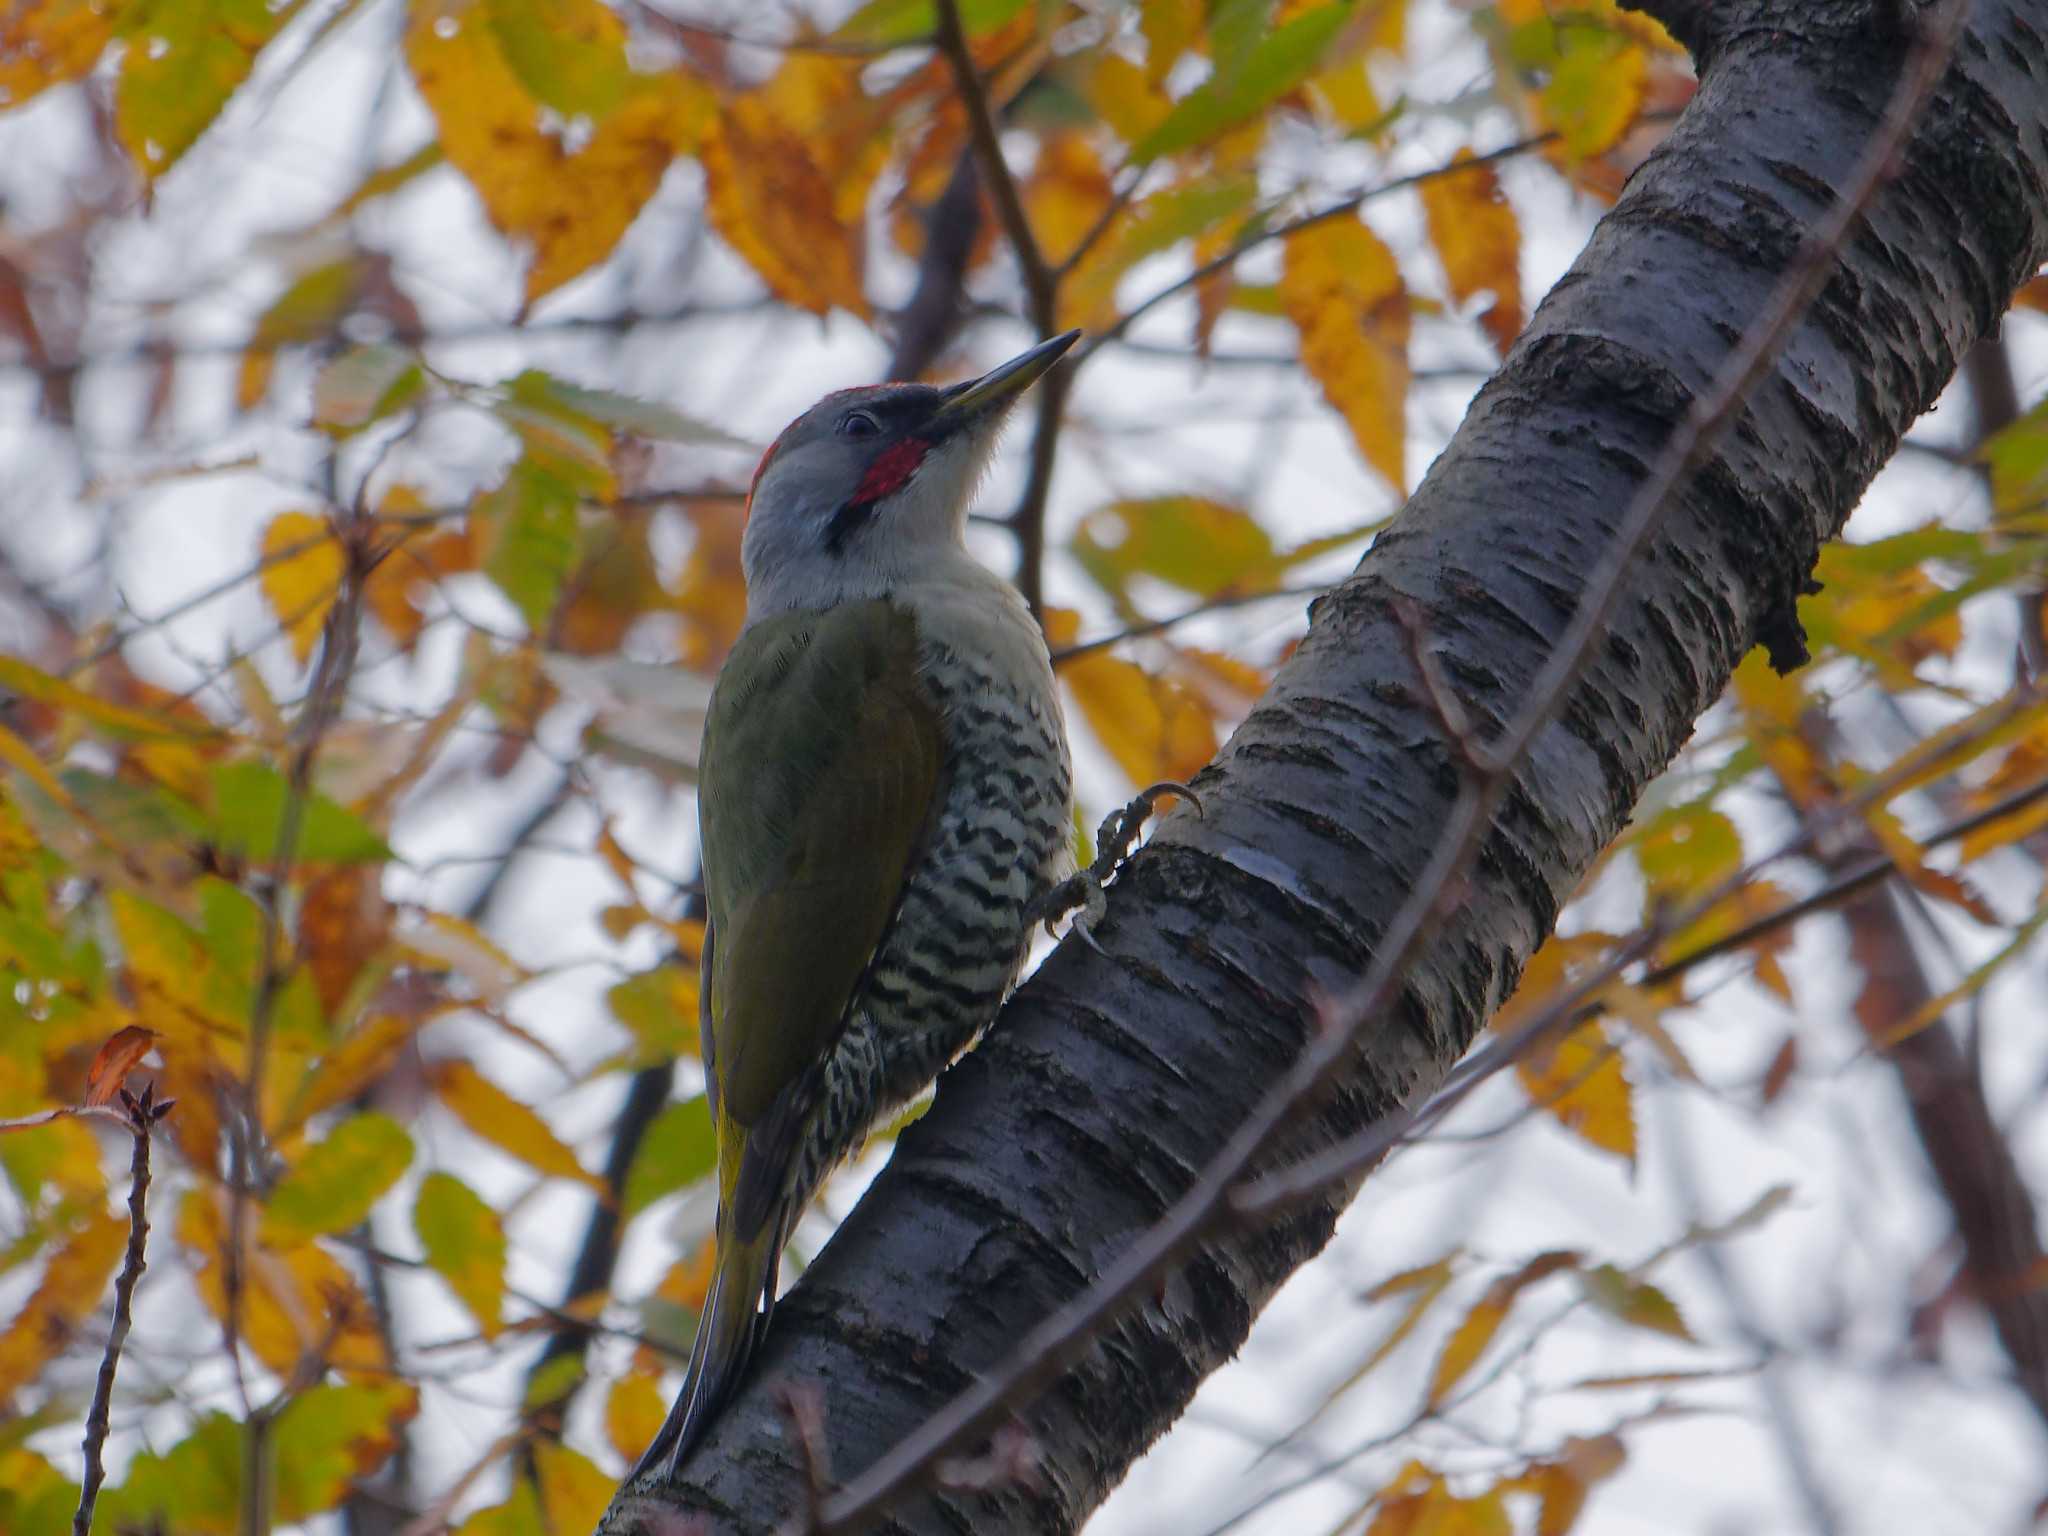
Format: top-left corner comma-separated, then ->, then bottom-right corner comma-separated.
632,1217 -> 783,1484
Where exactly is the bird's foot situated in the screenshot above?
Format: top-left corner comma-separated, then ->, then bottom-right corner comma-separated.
1028,780 -> 1203,952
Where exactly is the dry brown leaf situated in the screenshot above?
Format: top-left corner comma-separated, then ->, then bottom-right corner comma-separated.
84,1023 -> 159,1107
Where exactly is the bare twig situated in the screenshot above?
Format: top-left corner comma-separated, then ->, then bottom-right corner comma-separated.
224,505 -> 372,1494
1049,583 -> 1336,664
931,0 -> 1070,622
812,12 -> 1962,1525
74,1084 -> 170,1536
1078,130 -> 1574,364
932,0 -> 1052,330
887,152 -> 983,382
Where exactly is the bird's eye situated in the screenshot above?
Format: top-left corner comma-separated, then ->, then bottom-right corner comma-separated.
839,410 -> 881,439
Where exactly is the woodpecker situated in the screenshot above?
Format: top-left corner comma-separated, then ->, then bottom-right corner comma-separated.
635,331 -> 1083,1482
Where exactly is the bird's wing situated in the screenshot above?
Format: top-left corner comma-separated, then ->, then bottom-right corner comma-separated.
697,599 -> 945,1236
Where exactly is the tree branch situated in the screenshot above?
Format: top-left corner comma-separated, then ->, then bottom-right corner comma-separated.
74,1086 -> 166,1536
603,1 -> 2048,1528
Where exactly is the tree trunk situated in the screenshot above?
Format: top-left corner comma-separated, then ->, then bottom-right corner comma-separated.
602,2 -> 2048,1530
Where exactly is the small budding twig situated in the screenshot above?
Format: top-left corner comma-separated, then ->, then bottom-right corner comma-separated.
73,1081 -> 172,1536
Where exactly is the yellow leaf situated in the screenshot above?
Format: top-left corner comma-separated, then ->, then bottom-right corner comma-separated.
1281,213 -> 1410,490
1061,649 -> 1217,790
701,55 -> 881,316
1427,1251 -> 1579,1406
180,1187 -> 387,1379
259,512 -> 343,668
534,1442 -> 613,1533
0,1208 -> 125,1399
0,0 -> 118,113
1729,651 -> 1826,807
1418,150 -> 1524,355
1025,133 -> 1115,268
405,0 -> 711,306
605,1373 -> 668,1464
1139,0 -> 1201,84
1542,30 -> 1647,159
276,1010 -> 430,1135
1086,51 -> 1170,145
430,1058 -> 595,1186
1508,1435 -> 1627,1535
1514,1019 -> 1636,1165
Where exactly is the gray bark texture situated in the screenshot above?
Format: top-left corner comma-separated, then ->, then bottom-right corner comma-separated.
602,1 -> 2048,1530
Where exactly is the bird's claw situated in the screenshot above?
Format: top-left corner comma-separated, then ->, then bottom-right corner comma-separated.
1029,779 -> 1202,945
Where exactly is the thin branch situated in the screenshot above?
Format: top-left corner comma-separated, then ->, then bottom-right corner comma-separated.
812,13 -> 1963,1524
1078,130 -> 1570,363
74,1085 -> 167,1536
225,504 -> 371,1478
932,0 -> 1067,623
886,151 -> 984,382
1049,583 -> 1333,664
933,0 -> 1053,330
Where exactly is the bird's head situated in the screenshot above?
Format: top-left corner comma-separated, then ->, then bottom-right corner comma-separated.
738,329 -> 1080,618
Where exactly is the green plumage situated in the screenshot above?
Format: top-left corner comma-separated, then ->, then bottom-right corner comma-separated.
646,599 -> 944,1470
700,599 -> 943,1222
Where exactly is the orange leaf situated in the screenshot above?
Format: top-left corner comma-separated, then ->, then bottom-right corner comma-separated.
1419,150 -> 1524,355
405,0 -> 711,306
430,1059 -> 596,1187
1281,212 -> 1410,490
84,1024 -> 160,1107
0,0 -> 118,112
1024,134 -> 1116,267
259,511 -> 343,668
701,56 -> 880,317
606,1373 -> 668,1465
1514,1019 -> 1637,1165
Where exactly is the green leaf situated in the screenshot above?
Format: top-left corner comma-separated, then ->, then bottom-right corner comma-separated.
272,1382 -> 416,1522
475,452 -> 591,631
313,343 -> 426,433
484,0 -> 631,118
605,964 -> 698,1065
1633,804 -> 1742,902
622,1097 -> 717,1217
1071,496 -> 1276,600
455,1477 -> 546,1536
1981,396 -> 2048,521
1131,2 -> 1352,162
0,1445 -> 79,1536
240,259 -> 363,409
414,1171 -> 507,1335
837,0 -> 1033,45
207,759 -> 392,864
1581,1265 -> 1695,1342
522,1350 -> 584,1411
115,0 -> 300,180
507,370 -> 753,450
262,1112 -> 414,1245
100,1412 -> 242,1535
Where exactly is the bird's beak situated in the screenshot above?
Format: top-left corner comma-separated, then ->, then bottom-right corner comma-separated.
932,330 -> 1082,429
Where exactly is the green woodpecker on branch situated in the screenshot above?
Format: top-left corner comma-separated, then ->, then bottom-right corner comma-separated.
635,331 -> 1089,1481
